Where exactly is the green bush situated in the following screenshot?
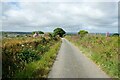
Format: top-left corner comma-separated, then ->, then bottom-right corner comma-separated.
15,41 -> 61,78
18,49 -> 40,63
78,30 -> 88,37
39,31 -> 44,34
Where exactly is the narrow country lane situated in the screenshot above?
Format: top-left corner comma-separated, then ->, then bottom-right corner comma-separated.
48,38 -> 109,78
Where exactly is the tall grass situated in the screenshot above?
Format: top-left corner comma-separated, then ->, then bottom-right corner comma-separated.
66,34 -> 119,78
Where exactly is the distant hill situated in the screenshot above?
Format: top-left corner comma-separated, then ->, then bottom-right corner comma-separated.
1,31 -> 32,34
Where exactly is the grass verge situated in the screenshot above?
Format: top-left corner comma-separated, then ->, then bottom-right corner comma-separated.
65,35 -> 119,79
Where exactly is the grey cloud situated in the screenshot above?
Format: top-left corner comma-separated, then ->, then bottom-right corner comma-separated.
1,2 -> 118,33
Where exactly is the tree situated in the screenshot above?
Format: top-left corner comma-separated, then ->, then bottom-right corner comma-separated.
32,31 -> 44,34
53,28 -> 66,37
78,30 -> 88,37
112,33 -> 119,36
32,31 -> 36,34
39,31 -> 44,34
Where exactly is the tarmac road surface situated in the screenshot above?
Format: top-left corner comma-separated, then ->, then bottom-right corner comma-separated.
48,38 -> 109,78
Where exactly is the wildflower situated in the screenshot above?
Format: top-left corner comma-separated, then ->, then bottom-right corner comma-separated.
21,44 -> 24,47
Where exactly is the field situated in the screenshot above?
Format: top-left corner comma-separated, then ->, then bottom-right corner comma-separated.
66,34 -> 119,78
2,35 -> 61,78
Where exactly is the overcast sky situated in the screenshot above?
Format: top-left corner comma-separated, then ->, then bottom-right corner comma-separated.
1,0 -> 119,33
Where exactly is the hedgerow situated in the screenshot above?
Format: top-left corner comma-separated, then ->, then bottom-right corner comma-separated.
2,36 -> 60,78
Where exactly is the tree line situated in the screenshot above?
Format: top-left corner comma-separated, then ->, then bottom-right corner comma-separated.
32,28 -> 119,38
